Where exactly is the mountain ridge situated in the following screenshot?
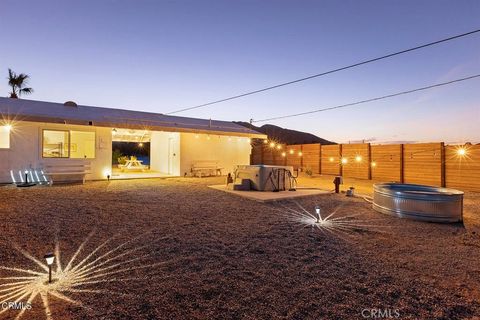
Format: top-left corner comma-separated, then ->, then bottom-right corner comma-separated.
235,122 -> 336,145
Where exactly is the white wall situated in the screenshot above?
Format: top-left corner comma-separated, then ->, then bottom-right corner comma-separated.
0,121 -> 254,183
0,121 -> 112,183
150,131 -> 180,175
179,132 -> 251,176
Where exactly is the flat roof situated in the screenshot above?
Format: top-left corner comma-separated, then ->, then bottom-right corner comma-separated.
0,97 -> 266,138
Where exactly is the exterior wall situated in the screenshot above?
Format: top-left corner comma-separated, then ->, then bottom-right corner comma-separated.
0,121 -> 112,183
179,132 -> 251,176
150,131 -> 180,175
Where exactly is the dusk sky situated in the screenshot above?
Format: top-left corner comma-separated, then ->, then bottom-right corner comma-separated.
1,0 -> 479,143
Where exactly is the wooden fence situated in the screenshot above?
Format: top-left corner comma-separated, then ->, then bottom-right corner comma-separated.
251,142 -> 480,192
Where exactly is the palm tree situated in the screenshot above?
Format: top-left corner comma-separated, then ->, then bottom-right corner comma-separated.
7,68 -> 33,98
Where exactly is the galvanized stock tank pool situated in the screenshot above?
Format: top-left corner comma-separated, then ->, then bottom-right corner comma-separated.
372,183 -> 463,223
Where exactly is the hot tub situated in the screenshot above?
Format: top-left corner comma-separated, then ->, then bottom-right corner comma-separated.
234,165 -> 295,191
372,183 -> 463,223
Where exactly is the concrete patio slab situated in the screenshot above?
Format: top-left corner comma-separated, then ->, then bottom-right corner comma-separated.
208,184 -> 331,202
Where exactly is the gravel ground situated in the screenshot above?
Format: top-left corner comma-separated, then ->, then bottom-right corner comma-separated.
0,177 -> 479,320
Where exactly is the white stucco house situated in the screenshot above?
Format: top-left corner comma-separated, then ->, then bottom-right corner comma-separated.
0,97 -> 265,184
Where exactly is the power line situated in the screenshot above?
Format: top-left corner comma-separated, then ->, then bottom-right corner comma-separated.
166,28 -> 480,115
252,74 -> 480,123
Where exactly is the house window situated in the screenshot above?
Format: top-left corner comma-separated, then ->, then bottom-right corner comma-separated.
42,130 -> 96,158
0,125 -> 10,149
70,131 -> 95,158
43,130 -> 70,157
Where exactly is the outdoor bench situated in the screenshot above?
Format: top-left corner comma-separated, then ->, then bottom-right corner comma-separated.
191,161 -> 223,177
44,161 -> 91,184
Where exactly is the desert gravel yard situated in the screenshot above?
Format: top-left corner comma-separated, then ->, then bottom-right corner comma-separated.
0,177 -> 479,319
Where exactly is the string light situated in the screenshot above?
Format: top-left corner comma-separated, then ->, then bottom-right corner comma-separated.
269,142 -> 275,148
371,161 -> 377,167
276,145 -> 282,150
289,149 -> 294,155
281,152 -> 286,157
298,152 -> 303,157
329,157 -> 334,162
138,142 -> 144,147
5,124 -> 12,131
263,139 -> 268,144
341,157 -> 348,164
457,147 -> 467,156
355,155 -> 362,162
195,134 -> 199,139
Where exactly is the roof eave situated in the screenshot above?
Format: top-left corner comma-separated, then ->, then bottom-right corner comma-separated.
16,115 -> 267,139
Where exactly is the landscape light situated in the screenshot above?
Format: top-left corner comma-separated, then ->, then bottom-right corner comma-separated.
44,252 -> 55,283
341,157 -> 348,164
281,152 -> 286,157
457,148 -> 467,156
315,205 -> 321,223
355,155 -> 362,162
269,142 -> 275,148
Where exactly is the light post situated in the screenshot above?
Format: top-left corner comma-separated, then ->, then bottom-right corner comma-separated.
44,253 -> 55,283
315,205 -> 321,223
17,170 -> 36,188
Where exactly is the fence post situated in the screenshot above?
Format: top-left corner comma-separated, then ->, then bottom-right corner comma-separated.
318,144 -> 322,175
367,143 -> 372,180
300,144 -> 303,172
400,144 -> 404,183
339,144 -> 343,176
441,142 -> 446,187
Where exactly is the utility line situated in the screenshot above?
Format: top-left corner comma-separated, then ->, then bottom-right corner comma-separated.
252,74 -> 480,122
166,28 -> 480,115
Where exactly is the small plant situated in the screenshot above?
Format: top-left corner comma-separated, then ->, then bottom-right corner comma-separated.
305,167 -> 313,177
112,149 -> 123,164
118,156 -> 129,165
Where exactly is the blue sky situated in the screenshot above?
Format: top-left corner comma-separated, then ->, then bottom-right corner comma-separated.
0,0 -> 479,143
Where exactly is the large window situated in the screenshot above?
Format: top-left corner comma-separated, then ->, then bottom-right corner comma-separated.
42,130 -> 95,158
43,130 -> 69,157
0,125 -> 10,149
